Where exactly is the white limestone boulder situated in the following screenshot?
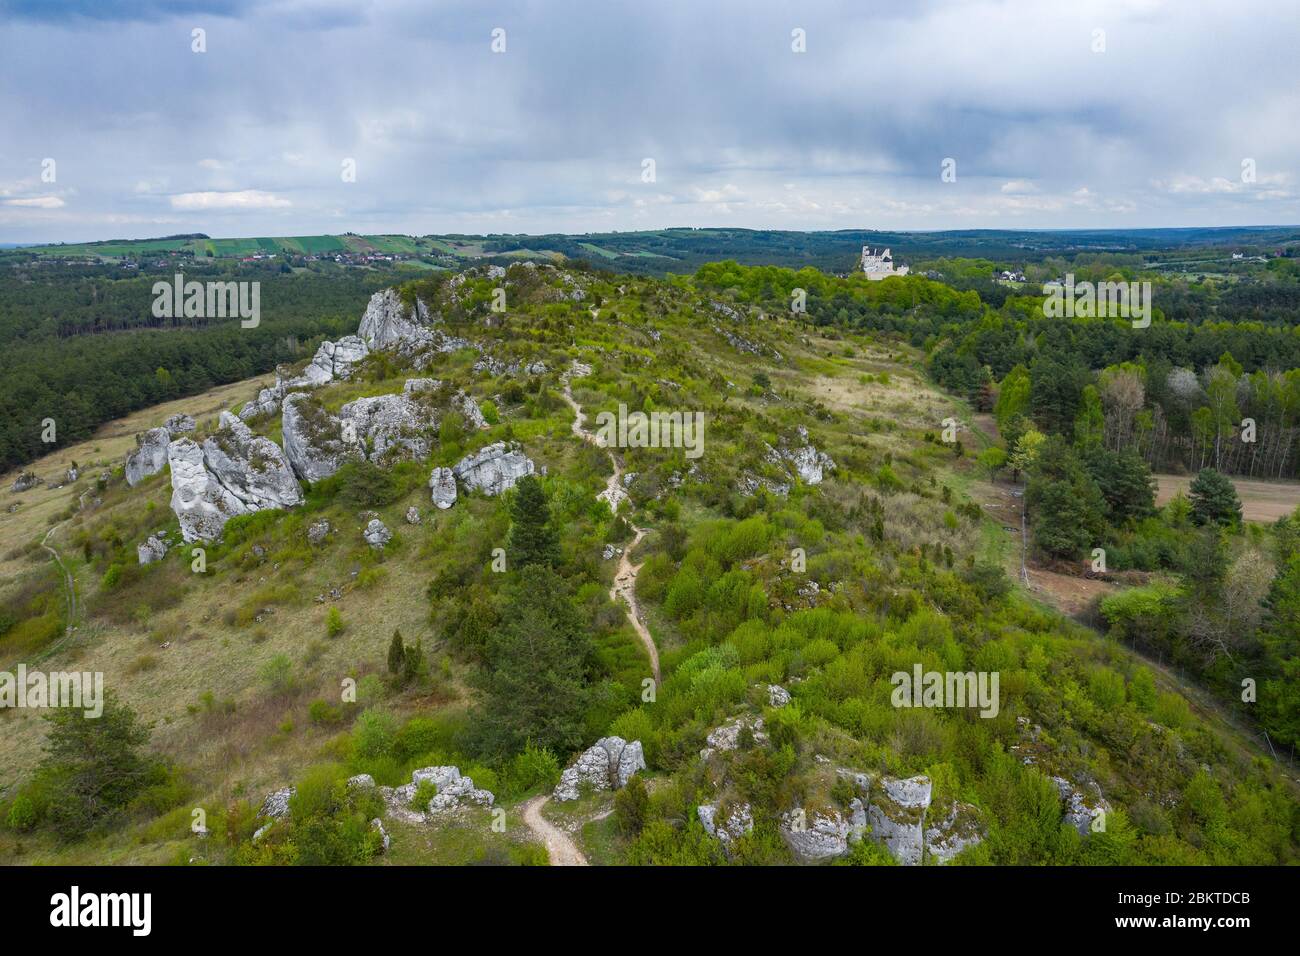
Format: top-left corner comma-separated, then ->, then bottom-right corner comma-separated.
125,427 -> 171,486
453,441 -> 535,496
553,737 -> 645,802
780,808 -> 850,864
428,466 -> 457,509
363,519 -> 391,550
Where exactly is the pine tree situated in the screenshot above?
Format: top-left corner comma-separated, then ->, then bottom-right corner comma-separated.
507,475 -> 561,568
1189,468 -> 1242,526
468,567 -> 589,759
387,629 -> 404,675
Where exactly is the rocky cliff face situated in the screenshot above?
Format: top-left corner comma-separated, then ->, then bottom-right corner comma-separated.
167,414 -> 303,542
358,289 -> 433,352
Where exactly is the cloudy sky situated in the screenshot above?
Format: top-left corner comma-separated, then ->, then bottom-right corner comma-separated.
1,0 -> 1297,243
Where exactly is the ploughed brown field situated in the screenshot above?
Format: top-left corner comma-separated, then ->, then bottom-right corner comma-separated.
1155,473 -> 1300,523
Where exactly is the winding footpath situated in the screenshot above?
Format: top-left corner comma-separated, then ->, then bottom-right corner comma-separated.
521,365 -> 661,867
520,795 -> 588,867
560,362 -> 660,683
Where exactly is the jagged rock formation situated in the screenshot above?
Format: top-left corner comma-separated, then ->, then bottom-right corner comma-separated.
553,737 -> 646,802
166,440 -> 249,543
358,288 -> 432,352
10,472 -> 41,492
866,774 -> 932,866
137,533 -> 169,565
167,414 -> 303,542
1052,776 -> 1111,835
205,413 -> 303,509
340,393 -> 432,463
453,441 -> 535,496
260,787 -> 294,819
428,466 -> 457,509
125,427 -> 171,486
698,802 -> 754,854
307,518 -> 332,545
378,766 -> 495,825
768,685 -> 791,707
765,427 -> 835,486
404,506 -> 421,525
828,768 -> 986,866
281,393 -> 361,482
370,818 -> 390,853
282,385 -> 453,482
700,715 -> 768,760
358,288 -> 471,362
301,335 -> 370,387
363,519 -> 391,550
780,808 -> 851,863
164,414 -> 195,435
924,801 -> 985,863
239,381 -> 285,421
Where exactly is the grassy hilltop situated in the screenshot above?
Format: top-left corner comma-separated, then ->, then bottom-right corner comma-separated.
0,261 -> 1296,866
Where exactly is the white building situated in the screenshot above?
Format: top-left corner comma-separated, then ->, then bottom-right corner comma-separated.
861,246 -> 909,280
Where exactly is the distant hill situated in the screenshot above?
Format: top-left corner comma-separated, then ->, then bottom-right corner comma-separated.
15,226 -> 1300,276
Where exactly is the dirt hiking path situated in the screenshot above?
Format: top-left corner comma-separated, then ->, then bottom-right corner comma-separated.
561,362 -> 659,682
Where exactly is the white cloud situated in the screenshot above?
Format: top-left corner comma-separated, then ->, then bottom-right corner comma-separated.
169,190 -> 291,210
4,196 -> 65,208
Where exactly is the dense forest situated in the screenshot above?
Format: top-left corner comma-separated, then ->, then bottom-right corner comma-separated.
0,265 -> 384,473
689,258 -> 1300,754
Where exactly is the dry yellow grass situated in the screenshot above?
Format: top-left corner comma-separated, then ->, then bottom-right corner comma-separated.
0,375 -> 273,583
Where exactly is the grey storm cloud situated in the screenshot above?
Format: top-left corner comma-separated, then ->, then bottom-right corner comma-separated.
0,0 -> 1296,242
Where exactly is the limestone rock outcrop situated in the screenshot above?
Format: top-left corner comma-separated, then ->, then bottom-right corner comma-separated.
1052,776 -> 1110,835
300,335 -> 370,387
428,466 -> 457,509
164,414 -> 196,435
698,802 -> 754,853
780,808 -> 851,864
283,389 -> 439,482
137,533 -> 170,565
358,288 -> 432,352
363,519 -> 391,550
830,768 -> 986,866
11,472 -> 41,493
768,684 -> 791,708
167,414 -> 302,542
453,441 -> 535,496
378,766 -> 495,824
339,393 -> 432,464
924,801 -> 985,863
553,737 -> 645,802
866,774 -> 932,866
281,393 -> 362,482
765,426 -> 835,487
125,427 -> 171,486
259,787 -> 294,820
166,439 -> 250,543
700,715 -> 768,760
204,413 -> 303,511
